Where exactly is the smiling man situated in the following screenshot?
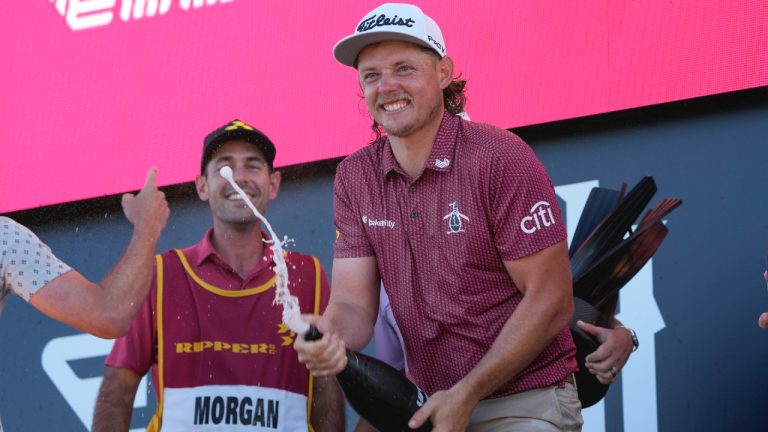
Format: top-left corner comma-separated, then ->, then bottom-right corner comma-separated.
92,119 -> 344,432
294,3 -> 583,431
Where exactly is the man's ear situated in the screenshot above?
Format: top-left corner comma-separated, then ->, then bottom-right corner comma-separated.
438,56 -> 454,89
195,174 -> 209,201
268,170 -> 282,200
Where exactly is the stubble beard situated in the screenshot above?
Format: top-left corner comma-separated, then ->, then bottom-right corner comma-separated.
215,192 -> 266,226
380,101 -> 443,138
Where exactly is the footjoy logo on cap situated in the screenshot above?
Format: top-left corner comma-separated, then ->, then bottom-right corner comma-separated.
520,201 -> 557,234
357,14 -> 415,32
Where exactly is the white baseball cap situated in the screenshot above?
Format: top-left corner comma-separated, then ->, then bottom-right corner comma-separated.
333,3 -> 447,67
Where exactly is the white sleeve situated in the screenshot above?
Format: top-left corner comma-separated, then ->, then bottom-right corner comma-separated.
0,217 -> 72,302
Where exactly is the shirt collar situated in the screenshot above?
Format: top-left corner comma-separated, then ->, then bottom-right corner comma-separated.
380,111 -> 460,178
425,112 -> 459,173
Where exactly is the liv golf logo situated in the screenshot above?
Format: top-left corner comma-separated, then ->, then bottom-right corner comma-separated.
49,0 -> 235,31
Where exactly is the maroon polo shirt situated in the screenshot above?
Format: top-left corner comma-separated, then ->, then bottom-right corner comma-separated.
334,112 -> 576,398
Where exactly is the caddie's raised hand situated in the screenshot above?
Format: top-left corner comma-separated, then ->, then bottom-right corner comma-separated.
121,167 -> 169,237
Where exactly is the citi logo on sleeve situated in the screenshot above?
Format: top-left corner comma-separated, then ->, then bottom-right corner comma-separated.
519,201 -> 556,234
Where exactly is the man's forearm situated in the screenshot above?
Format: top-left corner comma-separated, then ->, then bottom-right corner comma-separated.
456,291 -> 573,402
92,367 -> 142,432
403,291 -> 573,432
95,227 -> 161,332
92,397 -> 134,432
28,229 -> 158,338
453,241 -> 576,402
325,300 -> 376,351
311,376 -> 346,432
325,256 -> 380,351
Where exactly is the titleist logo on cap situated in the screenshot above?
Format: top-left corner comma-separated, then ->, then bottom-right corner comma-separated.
357,14 -> 415,32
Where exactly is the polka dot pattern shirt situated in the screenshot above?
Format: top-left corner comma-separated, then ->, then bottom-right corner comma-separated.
0,217 -> 71,315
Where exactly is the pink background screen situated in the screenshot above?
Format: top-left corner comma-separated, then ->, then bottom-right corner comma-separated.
1,0 -> 766,212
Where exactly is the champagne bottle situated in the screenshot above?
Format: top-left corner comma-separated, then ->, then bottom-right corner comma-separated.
305,326 -> 432,432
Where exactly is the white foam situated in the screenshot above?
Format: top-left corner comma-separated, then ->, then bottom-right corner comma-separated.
219,167 -> 309,335
219,165 -> 234,181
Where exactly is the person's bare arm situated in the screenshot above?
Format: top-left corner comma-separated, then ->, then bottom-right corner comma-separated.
326,257 -> 381,348
295,256 -> 379,375
29,167 -> 168,338
409,240 -> 574,431
310,376 -> 345,432
92,366 -> 143,432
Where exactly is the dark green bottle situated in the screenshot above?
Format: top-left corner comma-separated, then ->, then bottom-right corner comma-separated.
305,326 -> 432,432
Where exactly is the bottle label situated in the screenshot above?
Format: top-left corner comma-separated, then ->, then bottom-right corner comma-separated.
416,388 -> 428,407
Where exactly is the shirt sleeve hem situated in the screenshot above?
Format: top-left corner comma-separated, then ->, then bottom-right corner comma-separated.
498,233 -> 567,262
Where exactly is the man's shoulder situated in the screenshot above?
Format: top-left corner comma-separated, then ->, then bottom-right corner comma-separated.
158,236 -> 207,260
284,250 -> 319,266
460,119 -> 528,150
0,216 -> 27,238
157,247 -> 188,263
284,251 -> 328,300
0,216 -> 63,269
0,217 -> 17,240
457,120 -> 541,172
286,250 -> 328,277
337,140 -> 385,172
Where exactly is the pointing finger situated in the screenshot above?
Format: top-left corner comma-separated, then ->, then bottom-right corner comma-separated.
143,167 -> 158,190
